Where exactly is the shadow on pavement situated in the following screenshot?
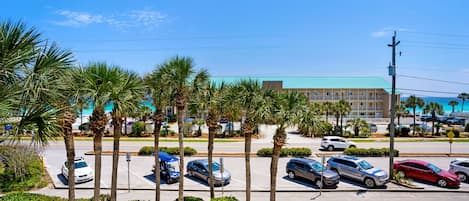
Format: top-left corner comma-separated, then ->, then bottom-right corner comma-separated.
338,177 -> 387,189
282,176 -> 339,189
411,178 -> 460,189
57,173 -> 68,185
143,173 -> 174,185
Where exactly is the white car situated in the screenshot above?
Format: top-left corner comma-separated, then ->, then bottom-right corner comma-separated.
320,136 -> 356,151
61,157 -> 93,183
449,158 -> 469,182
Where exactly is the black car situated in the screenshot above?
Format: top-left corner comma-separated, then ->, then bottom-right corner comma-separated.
286,158 -> 340,188
187,159 -> 231,186
447,117 -> 465,125
420,115 -> 433,122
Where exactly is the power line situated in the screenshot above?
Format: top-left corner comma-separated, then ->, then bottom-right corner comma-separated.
396,88 -> 461,95
400,30 -> 469,38
403,40 -> 469,48
398,74 -> 469,85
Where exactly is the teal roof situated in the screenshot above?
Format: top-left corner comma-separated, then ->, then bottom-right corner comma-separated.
211,76 -> 393,93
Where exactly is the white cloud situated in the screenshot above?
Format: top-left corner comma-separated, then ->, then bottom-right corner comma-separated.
52,9 -> 168,29
371,27 -> 410,38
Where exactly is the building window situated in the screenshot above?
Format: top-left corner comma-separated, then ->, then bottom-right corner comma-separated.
326,92 -> 330,96
314,92 -> 318,96
360,102 -> 364,106
349,92 -> 353,96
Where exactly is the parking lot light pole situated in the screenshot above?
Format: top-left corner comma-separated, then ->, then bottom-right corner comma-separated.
388,31 -> 400,179
126,152 -> 131,192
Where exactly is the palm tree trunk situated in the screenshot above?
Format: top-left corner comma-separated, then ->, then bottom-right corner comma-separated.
243,118 -> 252,201
463,99 -> 465,112
340,114 -> 344,135
413,107 -> 416,136
124,117 -> 128,136
153,111 -> 163,201
452,106 -> 455,113
111,117 -> 122,201
80,108 -> 83,133
93,132 -> 103,201
431,113 -> 435,136
270,128 -> 286,201
208,125 -> 215,198
63,115 -> 76,201
325,111 -> 329,123
177,106 -> 185,201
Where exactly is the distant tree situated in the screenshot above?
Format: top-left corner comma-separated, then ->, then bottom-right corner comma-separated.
457,93 -> 469,112
405,95 -> 425,135
448,100 -> 459,113
347,118 -> 369,137
423,102 -> 444,136
395,103 -> 409,126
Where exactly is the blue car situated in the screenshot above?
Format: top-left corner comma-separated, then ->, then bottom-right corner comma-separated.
152,152 -> 180,184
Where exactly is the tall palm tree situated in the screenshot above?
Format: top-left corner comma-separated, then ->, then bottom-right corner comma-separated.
235,79 -> 264,201
457,93 -> 469,112
338,100 -> 351,135
144,67 -> 171,201
79,62 -> 119,201
405,95 -> 425,135
109,69 -> 144,201
297,102 -> 327,138
268,91 -> 306,201
448,100 -> 459,113
322,102 -> 333,123
159,56 -> 207,201
423,102 -> 444,136
395,103 -> 409,126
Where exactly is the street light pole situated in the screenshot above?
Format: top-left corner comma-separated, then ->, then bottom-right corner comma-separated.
388,31 -> 400,179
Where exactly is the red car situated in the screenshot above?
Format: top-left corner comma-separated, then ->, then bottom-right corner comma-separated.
394,159 -> 460,188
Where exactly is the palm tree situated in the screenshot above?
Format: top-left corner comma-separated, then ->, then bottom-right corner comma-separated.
457,93 -> 469,112
405,95 -> 425,135
448,100 -> 459,113
79,62 -> 119,201
322,102 -> 333,123
423,102 -> 444,136
144,67 -> 171,201
297,102 -> 327,138
268,91 -> 306,201
338,100 -> 351,135
347,118 -> 368,137
109,69 -> 144,201
395,103 -> 409,126
159,56 -> 207,201
235,79 -> 265,201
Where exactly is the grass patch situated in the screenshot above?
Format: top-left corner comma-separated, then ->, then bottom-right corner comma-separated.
18,137 -> 241,143
0,193 -> 111,201
351,138 -> 469,143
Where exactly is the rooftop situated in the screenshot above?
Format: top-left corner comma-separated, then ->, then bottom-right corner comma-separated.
211,76 -> 392,93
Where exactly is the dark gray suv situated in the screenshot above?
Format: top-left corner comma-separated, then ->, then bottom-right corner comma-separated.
286,158 -> 340,187
327,155 -> 388,188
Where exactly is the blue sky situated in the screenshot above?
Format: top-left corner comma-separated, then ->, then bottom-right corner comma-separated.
2,0 -> 469,97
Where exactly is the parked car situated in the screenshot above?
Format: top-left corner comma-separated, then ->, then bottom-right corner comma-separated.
187,159 -> 231,186
394,159 -> 460,188
449,158 -> 469,183
447,117 -> 466,125
437,116 -> 450,123
286,158 -> 340,188
409,123 -> 432,133
326,155 -> 388,188
61,157 -> 93,183
152,152 -> 180,184
369,123 -> 378,133
219,116 -> 229,123
320,136 -> 356,151
420,115 -> 433,122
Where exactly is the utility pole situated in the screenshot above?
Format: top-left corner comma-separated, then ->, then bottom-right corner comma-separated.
388,31 -> 400,179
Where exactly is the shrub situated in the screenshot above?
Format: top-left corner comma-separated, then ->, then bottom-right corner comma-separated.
138,146 -> 197,156
0,146 -> 44,192
344,147 -> 399,157
400,127 -> 410,136
446,129 -> 460,138
160,129 -> 176,137
211,196 -> 239,201
79,122 -> 90,131
0,193 -> 65,201
465,123 -> 469,132
256,147 -> 311,157
131,121 -> 146,136
174,196 -> 204,201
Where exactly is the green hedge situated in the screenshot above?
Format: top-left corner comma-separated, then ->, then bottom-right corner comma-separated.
138,146 -> 197,156
211,196 -> 239,201
256,147 -> 312,157
0,193 -> 111,201
344,147 -> 399,157
174,196 -> 204,201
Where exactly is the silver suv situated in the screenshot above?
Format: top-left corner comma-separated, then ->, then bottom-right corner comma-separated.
449,158 -> 469,182
286,158 -> 340,188
326,155 -> 388,188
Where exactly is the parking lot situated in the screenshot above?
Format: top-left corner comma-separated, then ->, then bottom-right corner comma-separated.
44,149 -> 469,192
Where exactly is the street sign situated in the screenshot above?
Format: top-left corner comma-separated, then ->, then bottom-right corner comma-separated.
126,152 -> 131,162
448,131 -> 454,156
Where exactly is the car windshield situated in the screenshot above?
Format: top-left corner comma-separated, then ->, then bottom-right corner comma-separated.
428,163 -> 442,173
358,160 -> 374,170
311,161 -> 326,172
205,162 -> 221,171
167,161 -> 179,172
75,161 -> 88,169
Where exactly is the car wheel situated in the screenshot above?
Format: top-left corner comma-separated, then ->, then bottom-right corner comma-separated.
456,172 -> 467,182
288,171 -> 296,179
315,179 -> 323,188
327,146 -> 334,151
349,145 -> 356,149
437,179 -> 448,187
397,170 -> 406,178
364,178 -> 376,188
